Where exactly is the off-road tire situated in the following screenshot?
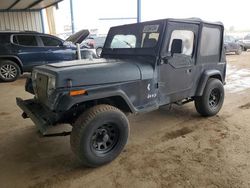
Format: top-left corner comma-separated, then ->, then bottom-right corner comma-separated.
70,104 -> 129,167
0,60 -> 21,82
195,78 -> 224,117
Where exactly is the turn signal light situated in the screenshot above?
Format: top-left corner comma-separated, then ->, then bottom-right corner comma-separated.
70,90 -> 87,96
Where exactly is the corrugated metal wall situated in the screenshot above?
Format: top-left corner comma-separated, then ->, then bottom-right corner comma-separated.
0,11 -> 43,32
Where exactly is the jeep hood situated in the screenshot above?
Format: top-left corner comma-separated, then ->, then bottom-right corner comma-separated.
65,29 -> 89,44
35,59 -> 153,88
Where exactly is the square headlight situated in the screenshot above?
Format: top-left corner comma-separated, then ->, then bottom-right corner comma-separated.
47,75 -> 56,96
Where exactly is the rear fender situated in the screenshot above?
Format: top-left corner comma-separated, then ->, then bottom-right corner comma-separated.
196,70 -> 223,96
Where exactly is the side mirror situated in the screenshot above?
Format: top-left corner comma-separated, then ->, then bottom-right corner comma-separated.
171,39 -> 183,55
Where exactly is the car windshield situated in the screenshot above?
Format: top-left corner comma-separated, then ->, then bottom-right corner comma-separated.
104,21 -> 163,50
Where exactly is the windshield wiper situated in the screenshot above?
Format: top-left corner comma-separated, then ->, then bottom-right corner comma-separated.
122,40 -> 133,48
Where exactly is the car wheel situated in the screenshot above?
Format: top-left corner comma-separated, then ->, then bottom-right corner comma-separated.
96,48 -> 102,57
236,46 -> 242,55
70,104 -> 129,167
0,60 -> 21,82
195,78 -> 224,117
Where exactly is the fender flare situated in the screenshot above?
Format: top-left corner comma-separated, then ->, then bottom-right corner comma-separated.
195,70 -> 223,96
55,89 -> 138,113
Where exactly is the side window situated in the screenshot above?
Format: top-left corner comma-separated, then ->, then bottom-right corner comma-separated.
41,36 -> 62,47
200,27 -> 221,56
168,30 -> 194,56
14,35 -> 38,46
13,36 -> 18,44
0,34 -> 10,43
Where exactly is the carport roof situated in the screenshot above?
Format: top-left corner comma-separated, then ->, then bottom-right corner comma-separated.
0,0 -> 63,11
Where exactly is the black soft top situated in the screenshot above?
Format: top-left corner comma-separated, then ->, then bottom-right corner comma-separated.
102,18 -> 223,58
165,18 -> 223,26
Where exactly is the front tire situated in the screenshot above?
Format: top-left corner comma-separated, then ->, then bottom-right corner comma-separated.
70,104 -> 129,167
195,78 -> 224,117
0,60 -> 21,82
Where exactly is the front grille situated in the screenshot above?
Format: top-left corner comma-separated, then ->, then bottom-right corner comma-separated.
36,73 -> 48,102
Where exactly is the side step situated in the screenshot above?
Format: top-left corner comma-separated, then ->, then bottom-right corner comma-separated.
175,98 -> 194,105
42,131 -> 71,137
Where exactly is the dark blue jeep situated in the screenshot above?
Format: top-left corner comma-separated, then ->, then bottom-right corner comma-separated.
17,18 -> 226,167
0,30 -> 93,82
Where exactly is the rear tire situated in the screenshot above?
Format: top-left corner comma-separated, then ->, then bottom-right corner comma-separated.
195,78 -> 224,117
70,104 -> 129,167
0,60 -> 21,82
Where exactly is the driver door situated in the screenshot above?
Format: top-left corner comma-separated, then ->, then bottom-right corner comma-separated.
159,22 -> 199,102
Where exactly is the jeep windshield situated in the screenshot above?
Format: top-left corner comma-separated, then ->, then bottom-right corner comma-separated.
102,20 -> 164,56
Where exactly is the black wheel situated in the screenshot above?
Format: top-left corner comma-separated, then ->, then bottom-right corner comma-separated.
70,104 -> 129,167
0,60 -> 21,82
235,46 -> 242,55
195,78 -> 224,117
96,47 -> 102,57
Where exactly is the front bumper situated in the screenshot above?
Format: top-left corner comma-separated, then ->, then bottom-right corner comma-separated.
16,98 -> 58,135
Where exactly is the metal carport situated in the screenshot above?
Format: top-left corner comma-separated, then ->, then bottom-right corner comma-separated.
0,0 -> 62,33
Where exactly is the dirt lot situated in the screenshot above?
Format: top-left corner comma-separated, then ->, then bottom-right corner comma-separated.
1,53 -> 250,188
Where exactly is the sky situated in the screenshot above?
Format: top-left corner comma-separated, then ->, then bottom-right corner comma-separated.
50,0 -> 250,36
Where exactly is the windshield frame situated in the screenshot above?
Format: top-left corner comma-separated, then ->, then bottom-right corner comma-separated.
102,20 -> 165,57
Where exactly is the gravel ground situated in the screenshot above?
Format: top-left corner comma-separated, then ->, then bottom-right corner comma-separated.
0,53 -> 250,188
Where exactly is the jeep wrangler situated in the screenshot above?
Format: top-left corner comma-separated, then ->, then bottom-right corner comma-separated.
17,18 -> 226,167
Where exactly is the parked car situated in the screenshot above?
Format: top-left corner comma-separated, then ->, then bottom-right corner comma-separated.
224,35 -> 243,55
238,34 -> 250,51
17,18 -> 226,167
82,36 -> 106,57
0,30 -> 96,82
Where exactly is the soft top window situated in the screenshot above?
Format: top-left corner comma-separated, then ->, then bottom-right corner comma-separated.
200,27 -> 221,56
110,35 -> 136,48
168,30 -> 194,56
105,23 -> 163,50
